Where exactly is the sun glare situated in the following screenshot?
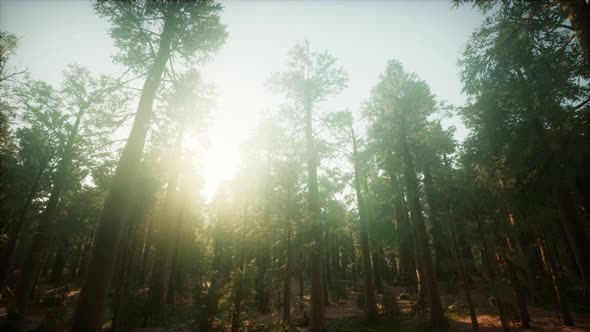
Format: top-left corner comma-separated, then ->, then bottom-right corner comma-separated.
199,89 -> 264,201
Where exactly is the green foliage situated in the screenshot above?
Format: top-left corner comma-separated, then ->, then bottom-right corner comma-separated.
269,40 -> 348,105
94,0 -> 227,72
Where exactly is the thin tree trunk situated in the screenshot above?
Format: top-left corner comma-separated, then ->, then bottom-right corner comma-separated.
555,186 -> 590,296
537,237 -> 574,326
449,217 -> 479,331
304,89 -> 326,332
282,209 -> 292,322
351,127 -> 378,322
476,218 -> 509,332
493,220 -> 531,329
422,165 -> 447,280
231,208 -> 248,332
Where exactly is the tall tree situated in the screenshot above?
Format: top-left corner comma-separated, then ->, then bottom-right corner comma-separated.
366,60 -> 447,328
269,40 -> 348,331
72,2 -> 226,330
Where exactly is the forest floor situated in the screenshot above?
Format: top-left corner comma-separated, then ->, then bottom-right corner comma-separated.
1,282 -> 590,331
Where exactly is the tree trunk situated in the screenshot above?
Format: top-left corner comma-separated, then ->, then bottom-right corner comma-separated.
538,236 -> 574,326
372,251 -> 384,295
493,220 -> 531,329
146,130 -> 183,322
70,18 -> 173,331
398,120 -> 446,328
422,165 -> 447,280
449,217 -> 479,331
555,185 -> 590,296
0,162 -> 46,298
304,89 -> 326,332
50,240 -> 67,285
17,105 -> 85,315
391,175 -> 415,286
351,127 -> 379,322
476,218 -> 509,332
561,0 -> 590,71
282,209 -> 292,322
255,248 -> 270,312
231,208 -> 248,332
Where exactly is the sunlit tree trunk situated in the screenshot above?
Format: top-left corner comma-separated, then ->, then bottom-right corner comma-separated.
71,18 -> 173,331
146,129 -> 183,322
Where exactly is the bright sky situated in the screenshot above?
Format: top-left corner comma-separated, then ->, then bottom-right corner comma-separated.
1,1 -> 484,199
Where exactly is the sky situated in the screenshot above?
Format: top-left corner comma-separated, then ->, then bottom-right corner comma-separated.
0,0 -> 484,199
